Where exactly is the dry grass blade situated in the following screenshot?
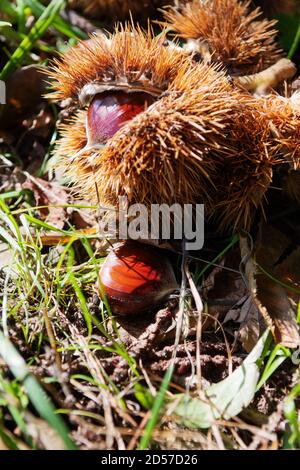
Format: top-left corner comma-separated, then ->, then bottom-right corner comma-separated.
67,323 -> 125,450
0,331 -> 76,450
185,261 -> 203,391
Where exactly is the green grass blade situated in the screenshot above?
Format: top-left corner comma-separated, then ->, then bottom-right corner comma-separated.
257,263 -> 300,295
0,21 -> 13,29
256,344 -> 291,390
0,428 -> 20,450
288,19 -> 300,59
0,0 -> 65,81
0,330 -> 77,450
67,246 -> 93,336
196,233 -> 239,281
283,385 -> 300,449
16,0 -> 26,34
24,0 -> 87,39
138,365 -> 174,450
0,1 -> 18,21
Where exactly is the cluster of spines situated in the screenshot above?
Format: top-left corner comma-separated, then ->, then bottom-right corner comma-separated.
50,1 -> 299,232
48,27 -> 186,102
51,29 -> 285,231
163,0 -> 282,75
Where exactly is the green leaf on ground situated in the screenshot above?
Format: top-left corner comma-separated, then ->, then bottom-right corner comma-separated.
172,329 -> 269,429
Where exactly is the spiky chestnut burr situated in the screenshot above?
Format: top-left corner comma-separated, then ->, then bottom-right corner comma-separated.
262,93 -> 300,169
254,91 -> 300,202
70,0 -> 172,22
163,0 -> 282,75
99,240 -> 178,315
49,27 -> 278,232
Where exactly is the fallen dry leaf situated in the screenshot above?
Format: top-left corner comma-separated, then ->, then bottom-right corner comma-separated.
22,104 -> 54,139
203,253 -> 244,327
224,296 -> 261,352
240,225 -> 300,348
203,247 -> 263,349
23,172 -> 69,230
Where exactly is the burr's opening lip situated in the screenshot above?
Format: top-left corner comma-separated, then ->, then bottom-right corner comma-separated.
78,80 -> 162,107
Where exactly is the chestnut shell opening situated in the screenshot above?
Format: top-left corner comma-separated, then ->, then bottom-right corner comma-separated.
86,90 -> 156,146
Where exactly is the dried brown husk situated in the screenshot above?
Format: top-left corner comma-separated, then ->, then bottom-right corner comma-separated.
163,0 -> 282,75
50,28 -> 280,231
258,92 -> 300,169
213,97 -> 275,230
48,27 -> 186,102
252,91 -> 300,202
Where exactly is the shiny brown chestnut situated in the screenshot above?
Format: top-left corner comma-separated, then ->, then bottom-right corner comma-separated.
86,91 -> 155,146
99,240 -> 178,315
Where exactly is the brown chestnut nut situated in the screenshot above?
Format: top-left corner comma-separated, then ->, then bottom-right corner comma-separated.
99,240 -> 178,315
86,91 -> 155,146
